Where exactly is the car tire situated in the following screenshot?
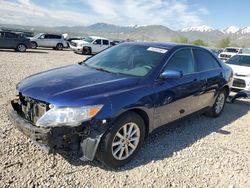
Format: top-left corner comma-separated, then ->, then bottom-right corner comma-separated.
16,44 -> 27,52
96,112 -> 145,168
82,47 -> 91,55
31,42 -> 37,49
56,43 -> 63,50
205,89 -> 227,118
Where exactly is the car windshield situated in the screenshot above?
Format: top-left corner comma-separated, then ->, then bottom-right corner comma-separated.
83,43 -> 167,77
224,48 -> 239,53
83,37 -> 94,43
226,55 -> 250,67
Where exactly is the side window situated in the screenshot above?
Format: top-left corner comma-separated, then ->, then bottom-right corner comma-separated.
103,40 -> 109,45
164,49 -> 194,75
0,32 -> 3,38
44,34 -> 49,39
94,39 -> 101,45
5,32 -> 18,38
55,35 -> 61,39
193,49 -> 220,72
40,34 -> 45,39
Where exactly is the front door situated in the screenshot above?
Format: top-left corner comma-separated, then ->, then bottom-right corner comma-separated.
92,39 -> 103,53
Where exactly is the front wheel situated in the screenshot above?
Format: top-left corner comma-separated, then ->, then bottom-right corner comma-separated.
82,47 -> 91,55
97,112 -> 145,168
205,89 -> 227,117
30,42 -> 37,49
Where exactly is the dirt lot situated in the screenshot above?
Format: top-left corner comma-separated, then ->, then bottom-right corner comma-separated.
0,48 -> 249,188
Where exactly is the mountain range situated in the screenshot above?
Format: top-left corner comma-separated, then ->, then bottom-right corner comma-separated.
1,23 -> 250,47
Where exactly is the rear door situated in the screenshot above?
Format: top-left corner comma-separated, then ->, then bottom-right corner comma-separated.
153,48 -> 205,127
192,48 -> 224,108
102,39 -> 110,50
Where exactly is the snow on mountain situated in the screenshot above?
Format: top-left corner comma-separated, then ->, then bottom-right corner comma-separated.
128,24 -> 147,28
181,25 -> 215,32
239,27 -> 250,34
222,26 -> 240,34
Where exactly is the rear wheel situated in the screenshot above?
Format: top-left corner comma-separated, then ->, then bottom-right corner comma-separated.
82,47 -> 91,55
16,44 -> 27,52
56,43 -> 63,50
205,89 -> 227,117
97,112 -> 145,168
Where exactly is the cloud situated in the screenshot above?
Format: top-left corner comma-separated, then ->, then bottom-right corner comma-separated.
0,0 -> 208,29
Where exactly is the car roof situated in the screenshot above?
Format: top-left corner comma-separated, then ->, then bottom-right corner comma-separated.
129,41 -> 206,50
89,36 -> 109,40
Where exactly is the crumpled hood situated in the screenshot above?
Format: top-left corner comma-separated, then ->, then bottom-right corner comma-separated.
17,64 -> 139,106
227,64 -> 250,76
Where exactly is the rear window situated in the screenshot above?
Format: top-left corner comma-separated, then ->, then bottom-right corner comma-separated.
103,40 -> 109,45
4,32 -> 18,38
46,34 -> 61,39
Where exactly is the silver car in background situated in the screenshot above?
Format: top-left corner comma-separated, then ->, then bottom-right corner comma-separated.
30,33 -> 68,50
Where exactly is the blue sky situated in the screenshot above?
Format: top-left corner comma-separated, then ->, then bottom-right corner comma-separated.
0,0 -> 249,29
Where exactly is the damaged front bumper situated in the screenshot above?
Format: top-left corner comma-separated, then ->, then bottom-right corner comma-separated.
7,100 -> 104,161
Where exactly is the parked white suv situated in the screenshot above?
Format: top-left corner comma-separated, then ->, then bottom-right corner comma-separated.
30,33 -> 68,50
226,54 -> 250,90
218,47 -> 250,62
70,36 -> 111,55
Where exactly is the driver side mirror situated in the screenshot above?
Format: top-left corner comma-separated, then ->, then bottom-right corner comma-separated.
159,70 -> 183,80
93,41 -> 97,44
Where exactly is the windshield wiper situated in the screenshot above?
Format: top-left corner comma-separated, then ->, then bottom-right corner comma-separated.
94,67 -> 113,73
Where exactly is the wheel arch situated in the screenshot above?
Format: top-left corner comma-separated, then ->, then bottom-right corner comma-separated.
16,43 -> 27,48
222,85 -> 230,97
83,46 -> 92,54
112,108 -> 150,137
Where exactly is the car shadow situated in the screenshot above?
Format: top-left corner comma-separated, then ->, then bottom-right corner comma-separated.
58,99 -> 250,171
0,49 -> 48,54
34,47 -> 71,51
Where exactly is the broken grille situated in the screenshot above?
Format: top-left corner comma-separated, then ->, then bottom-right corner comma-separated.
18,93 -> 49,124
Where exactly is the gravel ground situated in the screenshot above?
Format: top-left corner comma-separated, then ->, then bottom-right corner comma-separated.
0,48 -> 249,188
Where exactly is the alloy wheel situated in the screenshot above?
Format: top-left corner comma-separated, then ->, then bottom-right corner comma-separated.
111,122 -> 140,160
215,92 -> 225,114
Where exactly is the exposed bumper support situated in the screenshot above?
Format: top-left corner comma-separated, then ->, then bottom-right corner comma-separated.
228,90 -> 250,103
80,134 -> 103,161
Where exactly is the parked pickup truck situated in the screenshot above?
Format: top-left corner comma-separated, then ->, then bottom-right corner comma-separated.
70,36 -> 111,55
30,33 -> 68,50
0,31 -> 31,52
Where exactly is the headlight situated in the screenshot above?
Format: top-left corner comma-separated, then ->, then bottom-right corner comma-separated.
36,105 -> 103,127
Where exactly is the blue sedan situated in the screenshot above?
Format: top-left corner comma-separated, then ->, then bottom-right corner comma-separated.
8,42 -> 233,168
